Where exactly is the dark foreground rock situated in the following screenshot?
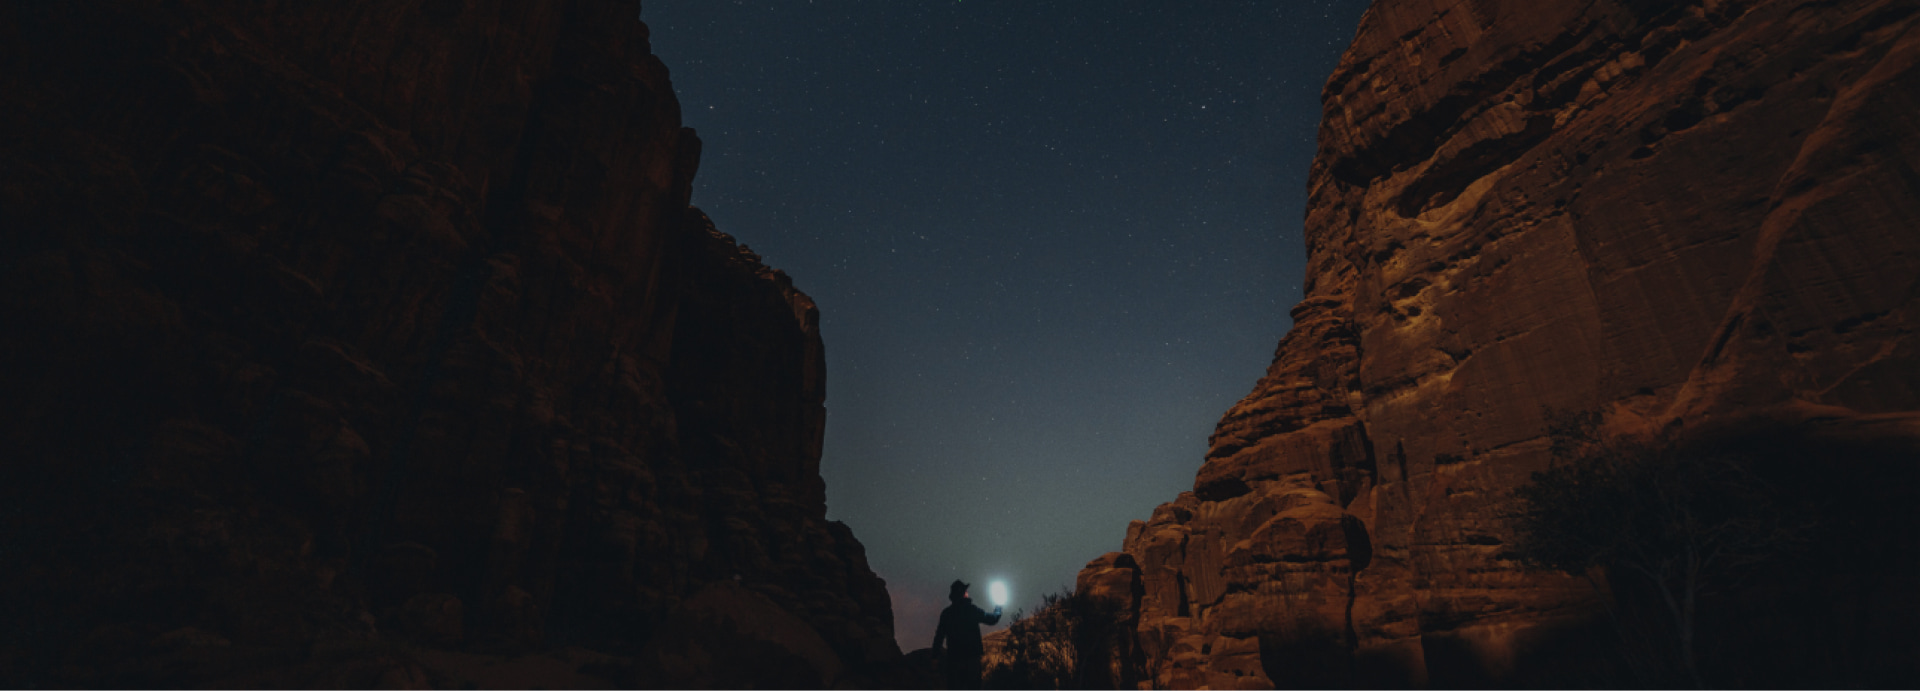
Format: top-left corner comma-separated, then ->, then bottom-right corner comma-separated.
1080,0 -> 1920,687
0,0 -> 899,686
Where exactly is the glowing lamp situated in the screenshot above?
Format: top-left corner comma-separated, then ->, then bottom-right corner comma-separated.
989,580 -> 1009,608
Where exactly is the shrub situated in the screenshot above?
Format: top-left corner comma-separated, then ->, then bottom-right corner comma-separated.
982,588 -> 1125,690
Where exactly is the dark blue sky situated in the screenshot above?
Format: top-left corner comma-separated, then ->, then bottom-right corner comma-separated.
641,0 -> 1371,649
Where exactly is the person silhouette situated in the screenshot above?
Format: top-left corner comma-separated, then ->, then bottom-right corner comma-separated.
931,579 -> 1003,689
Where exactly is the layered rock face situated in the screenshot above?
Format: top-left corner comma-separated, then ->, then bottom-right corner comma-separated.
0,0 -> 895,687
1082,0 -> 1920,687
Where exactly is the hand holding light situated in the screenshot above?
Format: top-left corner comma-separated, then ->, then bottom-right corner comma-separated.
989,580 -> 1009,609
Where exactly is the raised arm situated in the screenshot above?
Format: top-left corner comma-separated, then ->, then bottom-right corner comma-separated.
979,604 -> 1002,626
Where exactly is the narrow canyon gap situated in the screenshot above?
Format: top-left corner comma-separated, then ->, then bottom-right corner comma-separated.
4,0 -> 1917,688
641,0 -> 1375,652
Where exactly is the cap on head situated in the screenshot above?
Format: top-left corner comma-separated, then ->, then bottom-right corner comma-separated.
949,580 -> 970,602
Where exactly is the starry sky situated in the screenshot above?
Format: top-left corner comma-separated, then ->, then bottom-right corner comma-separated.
641,0 -> 1373,650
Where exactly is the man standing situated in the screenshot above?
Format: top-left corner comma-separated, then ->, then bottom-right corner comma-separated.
931,579 -> 1003,689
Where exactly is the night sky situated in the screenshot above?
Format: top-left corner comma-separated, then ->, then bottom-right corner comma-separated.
641,0 -> 1372,649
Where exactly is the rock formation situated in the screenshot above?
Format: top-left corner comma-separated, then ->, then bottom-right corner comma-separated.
0,0 -> 899,686
1080,0 -> 1920,687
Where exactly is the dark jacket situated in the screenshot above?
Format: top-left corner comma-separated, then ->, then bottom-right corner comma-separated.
932,598 -> 1002,657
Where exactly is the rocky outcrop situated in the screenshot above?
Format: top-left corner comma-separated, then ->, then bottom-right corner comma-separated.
1082,0 -> 1920,687
0,0 -> 896,686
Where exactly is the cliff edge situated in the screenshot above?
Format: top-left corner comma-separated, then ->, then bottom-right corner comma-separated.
1080,0 -> 1920,687
0,1 -> 898,687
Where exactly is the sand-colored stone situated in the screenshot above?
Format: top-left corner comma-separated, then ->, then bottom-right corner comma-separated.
1083,0 -> 1920,686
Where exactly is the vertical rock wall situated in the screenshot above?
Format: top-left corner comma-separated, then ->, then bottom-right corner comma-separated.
1082,0 -> 1920,687
0,0 -> 895,687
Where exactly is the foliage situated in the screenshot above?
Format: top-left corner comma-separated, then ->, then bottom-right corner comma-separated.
1508,409 -> 1813,687
1514,414 -> 1808,588
982,588 -> 1125,690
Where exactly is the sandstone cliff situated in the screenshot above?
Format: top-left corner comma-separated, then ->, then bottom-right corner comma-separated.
1081,0 -> 1920,687
0,0 -> 896,687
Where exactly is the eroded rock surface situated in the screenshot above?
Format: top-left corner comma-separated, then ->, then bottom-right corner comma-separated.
0,0 -> 896,686
1082,0 -> 1920,687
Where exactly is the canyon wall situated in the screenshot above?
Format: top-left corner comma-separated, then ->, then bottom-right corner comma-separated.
0,0 -> 898,687
1080,0 -> 1920,687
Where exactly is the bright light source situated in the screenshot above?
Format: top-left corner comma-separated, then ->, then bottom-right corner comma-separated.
989,580 -> 1009,608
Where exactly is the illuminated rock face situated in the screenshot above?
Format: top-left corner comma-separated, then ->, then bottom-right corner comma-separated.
0,1 -> 895,686
1082,0 -> 1920,687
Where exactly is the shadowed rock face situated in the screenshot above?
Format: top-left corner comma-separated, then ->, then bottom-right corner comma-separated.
1082,0 -> 1920,687
0,0 -> 898,686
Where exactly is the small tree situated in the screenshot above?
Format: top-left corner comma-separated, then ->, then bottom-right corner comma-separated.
983,588 -> 1125,690
1510,413 -> 1808,688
